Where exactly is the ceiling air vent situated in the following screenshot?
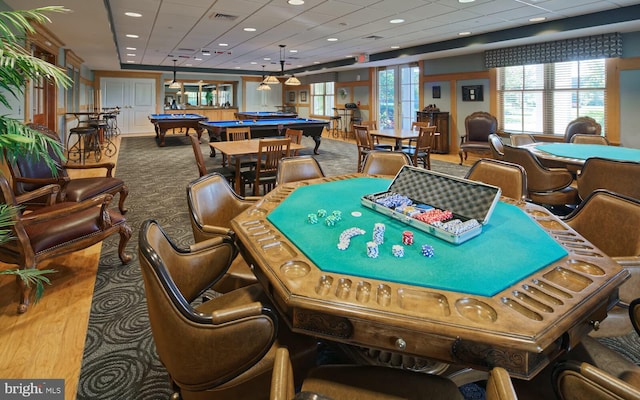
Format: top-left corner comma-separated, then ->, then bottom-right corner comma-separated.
210,13 -> 238,21
364,35 -> 384,40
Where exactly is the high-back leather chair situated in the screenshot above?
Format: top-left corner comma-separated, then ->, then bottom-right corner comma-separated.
563,190 -> 640,337
465,159 -> 527,201
503,144 -> 578,207
570,134 -> 610,145
8,123 -> 129,214
186,173 -> 260,292
488,134 -> 505,160
0,175 -> 131,313
564,116 -> 601,143
510,134 -> 536,147
459,112 -> 498,165
270,347 -> 518,400
276,156 -> 325,185
577,157 -> 640,201
362,150 -> 411,176
138,220 -> 317,400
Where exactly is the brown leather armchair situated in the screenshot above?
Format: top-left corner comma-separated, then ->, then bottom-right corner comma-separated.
564,116 -> 602,143
503,144 -> 578,207
563,190 -> 640,337
576,157 -> 640,201
187,173 -> 260,292
138,220 -> 317,400
276,156 -> 325,185
465,159 -> 527,201
571,133 -> 610,145
8,123 -> 129,214
459,112 -> 498,165
488,134 -> 505,160
0,175 -> 131,313
271,347 -> 518,400
361,150 -> 412,176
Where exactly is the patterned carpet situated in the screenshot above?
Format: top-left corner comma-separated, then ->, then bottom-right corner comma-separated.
76,134 -> 639,399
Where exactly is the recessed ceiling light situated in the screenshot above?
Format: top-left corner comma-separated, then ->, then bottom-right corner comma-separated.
345,55 -> 353,58
218,43 -> 228,47
264,57 -> 271,61
126,60 -> 135,63
459,0 -> 475,3
391,45 -> 400,49
125,12 -> 142,17
313,61 -> 320,64
289,49 -> 298,53
194,57 -> 202,61
244,27 -> 256,32
390,19 -> 405,24
288,0 -> 304,4
250,61 -> 257,64
458,31 -> 472,36
327,38 -> 338,42
126,47 -> 136,50
126,34 -> 139,38
529,17 -> 546,22
185,64 -> 192,67
126,53 -> 136,57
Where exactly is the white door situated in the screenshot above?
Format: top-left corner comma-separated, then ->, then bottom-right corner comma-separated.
101,78 -> 156,134
245,82 -> 283,111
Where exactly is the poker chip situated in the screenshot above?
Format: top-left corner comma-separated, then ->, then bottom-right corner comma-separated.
373,223 -> 385,245
421,244 -> 435,258
307,214 -> 318,224
336,227 -> 366,250
325,215 -> 337,226
317,209 -> 327,218
392,244 -> 404,258
366,241 -> 379,258
402,230 -> 414,245
351,211 -> 362,217
332,210 -> 342,221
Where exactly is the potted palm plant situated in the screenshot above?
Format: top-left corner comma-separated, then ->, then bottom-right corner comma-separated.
0,6 -> 72,303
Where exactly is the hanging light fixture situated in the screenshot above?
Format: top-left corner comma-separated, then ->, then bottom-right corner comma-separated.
285,74 -> 301,86
168,59 -> 181,89
257,65 -> 271,90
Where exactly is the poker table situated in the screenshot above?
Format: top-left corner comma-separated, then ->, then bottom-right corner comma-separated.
231,174 -> 629,380
235,111 -> 298,120
526,142 -> 640,167
148,113 -> 207,146
200,118 -> 329,155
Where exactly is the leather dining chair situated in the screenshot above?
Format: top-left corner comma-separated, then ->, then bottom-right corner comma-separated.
138,220 -> 317,400
8,123 -> 129,214
459,111 -> 498,165
564,116 -> 602,143
361,150 -> 412,177
570,133 -> 610,145
562,190 -> 640,337
270,347 -> 518,400
0,175 -> 131,313
488,134 -> 505,160
465,158 -> 528,201
502,143 -> 578,208
186,173 -> 260,292
576,157 -> 640,201
276,156 -> 325,185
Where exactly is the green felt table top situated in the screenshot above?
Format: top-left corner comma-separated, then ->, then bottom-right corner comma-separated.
267,177 -> 568,297
534,143 -> 640,162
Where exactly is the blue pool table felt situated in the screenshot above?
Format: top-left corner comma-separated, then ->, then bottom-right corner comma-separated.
267,177 -> 568,297
535,143 -> 640,162
202,118 -> 325,126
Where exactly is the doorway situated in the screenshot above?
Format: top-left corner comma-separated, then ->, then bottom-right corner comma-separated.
30,46 -> 56,128
101,78 -> 156,134
377,64 -> 420,129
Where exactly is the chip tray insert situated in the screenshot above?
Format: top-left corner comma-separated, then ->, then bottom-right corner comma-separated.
361,166 -> 502,244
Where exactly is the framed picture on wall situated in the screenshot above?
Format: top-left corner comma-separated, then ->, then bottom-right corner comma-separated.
300,90 -> 307,103
288,91 -> 296,102
432,86 -> 441,99
462,85 -> 483,101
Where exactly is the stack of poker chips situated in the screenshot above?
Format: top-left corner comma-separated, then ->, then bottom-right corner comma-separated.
366,241 -> 379,258
413,209 -> 453,224
421,244 -> 435,257
402,231 -> 414,245
392,244 -> 404,258
374,193 -> 412,208
307,214 -> 318,224
337,227 -> 366,250
430,218 -> 480,235
372,223 -> 385,244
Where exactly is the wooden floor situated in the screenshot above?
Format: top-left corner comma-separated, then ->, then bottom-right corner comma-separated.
0,130 -> 474,400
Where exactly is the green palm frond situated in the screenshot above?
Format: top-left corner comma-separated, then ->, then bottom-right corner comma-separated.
0,268 -> 56,303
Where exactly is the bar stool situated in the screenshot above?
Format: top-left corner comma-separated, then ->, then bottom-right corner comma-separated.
67,126 -> 101,164
330,108 -> 342,138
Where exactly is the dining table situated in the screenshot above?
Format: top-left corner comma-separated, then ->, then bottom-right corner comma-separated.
369,128 -> 438,150
209,138 -> 304,193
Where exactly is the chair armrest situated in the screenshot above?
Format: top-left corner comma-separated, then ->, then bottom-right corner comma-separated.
485,367 -> 518,400
210,301 -> 266,324
242,196 -> 262,202
188,235 -> 231,252
554,361 -> 640,400
271,347 -> 296,400
21,194 -> 113,226
13,175 -> 69,187
199,225 -> 234,237
14,184 -> 60,206
64,162 -> 116,177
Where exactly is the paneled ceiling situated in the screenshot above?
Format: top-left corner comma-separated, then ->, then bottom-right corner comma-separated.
7,0 -> 640,77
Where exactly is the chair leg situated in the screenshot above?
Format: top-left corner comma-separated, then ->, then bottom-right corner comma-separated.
16,270 -> 31,314
118,186 -> 129,214
118,224 -> 133,264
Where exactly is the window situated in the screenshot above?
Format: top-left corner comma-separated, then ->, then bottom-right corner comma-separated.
311,82 -> 334,116
498,59 -> 605,135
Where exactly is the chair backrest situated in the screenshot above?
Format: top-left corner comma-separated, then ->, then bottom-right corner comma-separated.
411,121 -> 430,132
564,190 -> 640,257
276,156 -> 325,185
226,126 -> 251,141
553,360 -> 640,400
488,134 -> 505,160
138,219 -> 275,391
465,159 -> 527,201
361,120 -> 378,130
189,134 -> 208,177
362,151 -> 412,176
510,134 -> 535,147
570,134 -> 610,145
465,112 -> 497,142
353,124 -> 373,150
255,138 -> 291,177
503,144 -> 573,192
284,128 -> 303,156
416,126 -> 437,151
631,298 -> 640,337
564,116 -> 601,143
577,157 -> 640,201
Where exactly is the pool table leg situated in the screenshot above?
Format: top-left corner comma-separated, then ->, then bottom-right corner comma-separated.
312,136 -> 321,155
157,128 -> 167,146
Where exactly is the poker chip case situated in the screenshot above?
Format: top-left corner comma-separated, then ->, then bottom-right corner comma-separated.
361,166 -> 501,244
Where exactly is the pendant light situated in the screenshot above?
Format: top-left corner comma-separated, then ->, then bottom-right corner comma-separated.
168,59 -> 181,89
257,65 -> 271,90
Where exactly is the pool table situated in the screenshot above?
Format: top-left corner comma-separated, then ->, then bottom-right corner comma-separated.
148,113 -> 207,146
231,174 -> 629,380
200,118 -> 329,155
235,111 -> 298,120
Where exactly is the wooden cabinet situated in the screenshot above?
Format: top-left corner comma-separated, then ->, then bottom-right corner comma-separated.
416,111 -> 449,154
